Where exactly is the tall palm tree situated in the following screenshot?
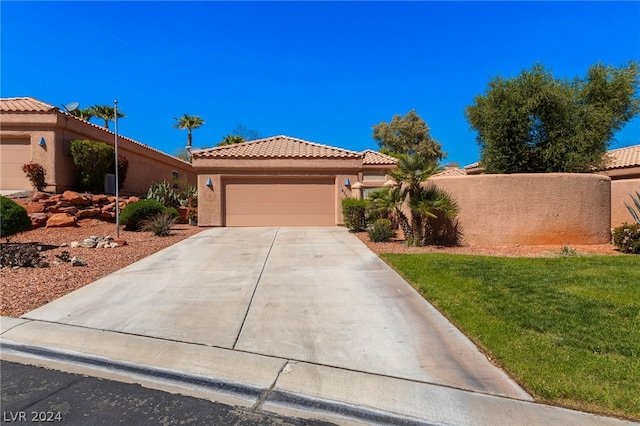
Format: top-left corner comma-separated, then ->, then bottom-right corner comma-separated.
173,114 -> 205,149
92,104 -> 126,129
69,107 -> 95,121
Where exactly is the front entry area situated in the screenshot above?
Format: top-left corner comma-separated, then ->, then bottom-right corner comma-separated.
224,177 -> 335,226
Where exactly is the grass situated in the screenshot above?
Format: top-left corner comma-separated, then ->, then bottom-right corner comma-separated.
381,253 -> 640,421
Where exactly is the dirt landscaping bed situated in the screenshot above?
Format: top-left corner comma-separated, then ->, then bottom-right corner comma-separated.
1,219 -> 204,318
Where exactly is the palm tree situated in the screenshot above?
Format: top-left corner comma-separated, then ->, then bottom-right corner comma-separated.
370,153 -> 459,246
92,104 -> 126,129
69,107 -> 95,121
173,114 -> 205,149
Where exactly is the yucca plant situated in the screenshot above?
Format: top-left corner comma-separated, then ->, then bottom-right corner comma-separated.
625,191 -> 640,224
140,212 -> 178,236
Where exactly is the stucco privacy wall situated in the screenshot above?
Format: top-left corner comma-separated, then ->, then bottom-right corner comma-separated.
429,173 -> 611,245
611,178 -> 640,227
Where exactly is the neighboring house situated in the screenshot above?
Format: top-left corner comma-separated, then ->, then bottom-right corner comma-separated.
0,97 -> 195,195
600,144 -> 640,227
191,136 -> 397,227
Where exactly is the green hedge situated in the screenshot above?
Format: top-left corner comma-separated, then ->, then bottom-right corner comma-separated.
1,196 -> 32,239
119,199 -> 168,231
71,140 -> 114,193
341,198 -> 368,232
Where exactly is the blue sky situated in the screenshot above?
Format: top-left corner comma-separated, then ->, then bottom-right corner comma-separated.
2,1 -> 639,167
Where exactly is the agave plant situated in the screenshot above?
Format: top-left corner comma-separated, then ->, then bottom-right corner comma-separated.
625,191 -> 640,224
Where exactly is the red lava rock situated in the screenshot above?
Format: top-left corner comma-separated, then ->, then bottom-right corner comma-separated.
46,213 -> 78,228
29,213 -> 48,229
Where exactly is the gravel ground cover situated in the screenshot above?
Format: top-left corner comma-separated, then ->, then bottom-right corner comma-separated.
1,219 -> 204,318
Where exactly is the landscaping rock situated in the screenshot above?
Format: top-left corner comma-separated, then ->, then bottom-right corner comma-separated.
31,192 -> 50,201
112,238 -> 127,246
81,238 -> 98,249
70,256 -> 87,266
77,207 -> 101,218
23,202 -> 45,214
63,190 -> 91,206
46,213 -> 77,228
29,213 -> 48,229
70,241 -> 80,248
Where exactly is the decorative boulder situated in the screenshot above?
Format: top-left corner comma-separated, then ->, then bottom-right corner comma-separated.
62,190 -> 91,206
29,213 -> 48,229
46,213 -> 77,228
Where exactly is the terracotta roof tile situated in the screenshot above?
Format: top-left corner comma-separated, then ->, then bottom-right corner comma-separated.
193,136 -> 362,159
433,168 -> 467,177
1,97 -> 58,113
463,161 -> 480,170
605,145 -> 640,170
361,150 -> 398,165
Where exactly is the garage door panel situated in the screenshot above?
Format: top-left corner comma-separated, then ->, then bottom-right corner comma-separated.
1,138 -> 32,190
225,178 -> 335,226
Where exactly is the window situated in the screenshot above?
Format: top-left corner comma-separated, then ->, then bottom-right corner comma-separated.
362,187 -> 384,199
362,172 -> 385,182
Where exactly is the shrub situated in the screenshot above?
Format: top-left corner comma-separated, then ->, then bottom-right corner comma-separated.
612,223 -> 640,254
71,140 -> 114,193
118,199 -> 167,231
1,196 -> 32,240
146,180 -> 181,208
368,218 -> 394,242
186,196 -> 198,223
0,243 -> 49,268
140,212 -> 178,236
341,198 -> 368,232
21,162 -> 47,191
164,207 -> 179,220
114,153 -> 129,190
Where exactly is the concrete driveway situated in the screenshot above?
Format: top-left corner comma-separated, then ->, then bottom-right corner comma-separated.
1,228 -> 630,425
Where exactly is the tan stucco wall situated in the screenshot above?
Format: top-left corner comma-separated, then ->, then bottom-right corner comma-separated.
611,178 -> 640,228
430,173 -> 611,245
1,111 -> 195,194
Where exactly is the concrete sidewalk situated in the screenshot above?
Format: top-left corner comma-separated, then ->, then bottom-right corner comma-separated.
1,227 -> 634,425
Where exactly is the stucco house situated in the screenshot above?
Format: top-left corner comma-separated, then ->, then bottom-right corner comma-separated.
0,97 -> 195,195
601,144 -> 640,227
191,136 -> 397,226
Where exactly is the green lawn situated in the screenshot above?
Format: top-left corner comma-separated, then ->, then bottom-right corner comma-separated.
381,253 -> 640,421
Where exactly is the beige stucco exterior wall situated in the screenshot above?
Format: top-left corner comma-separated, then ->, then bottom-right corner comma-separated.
611,178 -> 640,227
1,111 -> 195,194
429,173 -> 611,245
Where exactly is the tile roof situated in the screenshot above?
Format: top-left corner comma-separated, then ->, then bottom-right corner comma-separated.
361,150 -> 398,165
433,167 -> 467,177
605,145 -> 640,170
1,97 -> 58,113
193,135 -> 362,159
1,97 -> 190,165
463,161 -> 480,170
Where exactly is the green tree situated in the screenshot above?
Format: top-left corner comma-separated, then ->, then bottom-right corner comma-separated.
92,104 -> 126,129
369,153 -> 459,247
173,146 -> 192,162
71,140 -> 114,193
217,134 -> 246,146
465,62 -> 640,174
173,114 -> 205,149
372,110 -> 445,163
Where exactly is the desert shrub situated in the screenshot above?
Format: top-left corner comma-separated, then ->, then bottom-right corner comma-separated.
186,196 -> 198,223
612,223 -> 640,254
342,198 -> 368,232
71,140 -> 114,193
624,191 -> 640,224
140,212 -> 179,236
118,199 -> 167,231
0,243 -> 49,268
368,218 -> 394,242
21,162 -> 47,191
164,207 -> 179,220
1,196 -> 32,240
146,180 -> 181,208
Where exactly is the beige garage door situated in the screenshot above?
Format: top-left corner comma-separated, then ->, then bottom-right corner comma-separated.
225,177 -> 335,226
0,138 -> 31,190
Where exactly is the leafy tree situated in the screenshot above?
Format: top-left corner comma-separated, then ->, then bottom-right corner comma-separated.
368,153 -> 458,247
372,110 -> 445,163
173,146 -> 192,162
92,104 -> 126,129
465,62 -> 640,173
231,123 -> 261,141
69,107 -> 95,121
71,140 -> 114,193
217,134 -> 246,146
173,114 -> 205,149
